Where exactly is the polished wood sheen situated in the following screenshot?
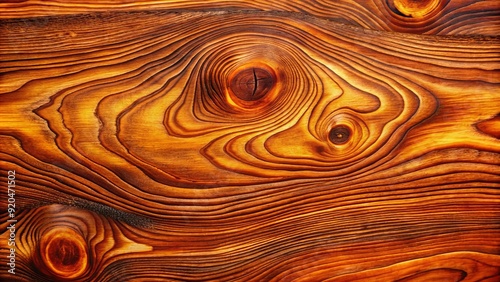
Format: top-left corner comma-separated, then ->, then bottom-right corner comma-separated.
0,0 -> 499,35
0,4 -> 499,282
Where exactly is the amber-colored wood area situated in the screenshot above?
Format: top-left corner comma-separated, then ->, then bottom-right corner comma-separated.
1,0 -> 499,35
1,1 -> 499,281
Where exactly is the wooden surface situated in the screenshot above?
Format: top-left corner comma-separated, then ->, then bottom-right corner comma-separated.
0,1 -> 499,281
1,0 -> 499,35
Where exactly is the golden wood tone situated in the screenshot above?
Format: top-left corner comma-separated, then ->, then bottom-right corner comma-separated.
0,7 -> 499,282
0,0 -> 499,35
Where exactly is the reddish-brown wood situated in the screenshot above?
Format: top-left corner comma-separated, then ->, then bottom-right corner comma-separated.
0,3 -> 499,282
0,0 -> 499,35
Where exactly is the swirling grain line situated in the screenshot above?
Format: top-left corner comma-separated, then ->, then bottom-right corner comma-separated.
0,0 -> 498,35
0,10 -> 499,281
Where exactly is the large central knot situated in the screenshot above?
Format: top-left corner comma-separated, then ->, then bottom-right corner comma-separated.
226,63 -> 278,108
229,67 -> 275,101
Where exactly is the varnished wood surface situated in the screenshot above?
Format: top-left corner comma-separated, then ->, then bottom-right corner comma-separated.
0,0 -> 499,35
0,6 -> 499,282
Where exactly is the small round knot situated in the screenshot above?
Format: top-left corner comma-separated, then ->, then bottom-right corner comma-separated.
229,67 -> 275,101
391,0 -> 441,18
329,126 -> 351,145
38,227 -> 88,279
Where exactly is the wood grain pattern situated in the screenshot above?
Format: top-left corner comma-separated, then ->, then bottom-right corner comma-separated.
0,8 -> 499,282
0,0 -> 499,35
